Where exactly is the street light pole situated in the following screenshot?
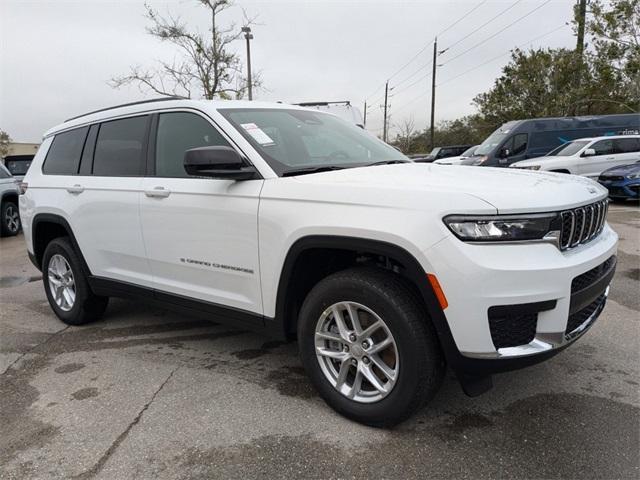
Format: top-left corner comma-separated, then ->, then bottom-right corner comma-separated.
241,26 -> 253,100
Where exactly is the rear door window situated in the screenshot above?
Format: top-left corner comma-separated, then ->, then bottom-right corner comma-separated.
613,138 -> 640,153
43,127 -> 89,175
93,116 -> 149,176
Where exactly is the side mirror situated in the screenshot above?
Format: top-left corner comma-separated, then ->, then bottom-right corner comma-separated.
500,147 -> 511,158
582,148 -> 596,157
184,146 -> 258,180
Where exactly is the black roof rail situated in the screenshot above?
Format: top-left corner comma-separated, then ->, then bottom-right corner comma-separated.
64,96 -> 186,123
295,101 -> 351,107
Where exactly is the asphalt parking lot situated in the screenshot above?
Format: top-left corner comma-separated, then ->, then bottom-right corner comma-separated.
1,204 -> 638,479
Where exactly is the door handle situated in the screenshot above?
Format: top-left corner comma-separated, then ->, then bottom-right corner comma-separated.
66,184 -> 84,194
144,186 -> 171,198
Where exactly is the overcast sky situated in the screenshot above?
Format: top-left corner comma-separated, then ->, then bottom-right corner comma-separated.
1,0 -> 576,142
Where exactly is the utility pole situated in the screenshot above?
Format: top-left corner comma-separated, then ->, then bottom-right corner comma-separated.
573,0 -> 587,113
363,101 -> 367,127
429,37 -> 438,151
242,26 -> 254,100
383,81 -> 389,142
575,0 -> 587,58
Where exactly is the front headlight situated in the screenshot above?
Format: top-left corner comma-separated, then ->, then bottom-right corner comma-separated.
627,173 -> 640,179
467,155 -> 488,166
443,213 -> 560,242
511,165 -> 541,170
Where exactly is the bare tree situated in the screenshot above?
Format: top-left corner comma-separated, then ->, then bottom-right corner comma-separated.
110,0 -> 258,99
395,116 -> 416,153
0,130 -> 11,158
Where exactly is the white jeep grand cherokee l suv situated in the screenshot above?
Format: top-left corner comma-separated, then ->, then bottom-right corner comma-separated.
20,98 -> 617,426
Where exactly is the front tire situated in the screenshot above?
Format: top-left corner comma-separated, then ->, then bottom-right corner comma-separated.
1,200 -> 21,237
298,267 -> 444,427
42,237 -> 108,325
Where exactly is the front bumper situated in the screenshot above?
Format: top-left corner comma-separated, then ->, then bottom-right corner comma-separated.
424,223 -> 618,375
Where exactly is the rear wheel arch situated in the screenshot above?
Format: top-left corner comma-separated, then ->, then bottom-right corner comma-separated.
275,235 -> 457,358
32,213 -> 91,276
1,191 -> 19,206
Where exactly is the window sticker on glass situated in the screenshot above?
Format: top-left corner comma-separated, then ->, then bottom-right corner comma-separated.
241,123 -> 275,146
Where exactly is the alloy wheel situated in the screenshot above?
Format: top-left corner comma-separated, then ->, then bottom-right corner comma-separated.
4,204 -> 20,233
314,301 -> 399,403
47,254 -> 76,311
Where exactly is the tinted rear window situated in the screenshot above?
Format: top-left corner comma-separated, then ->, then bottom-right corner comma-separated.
93,116 -> 148,176
43,127 -> 88,175
614,137 -> 640,153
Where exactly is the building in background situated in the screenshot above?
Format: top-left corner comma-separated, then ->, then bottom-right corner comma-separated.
4,142 -> 40,157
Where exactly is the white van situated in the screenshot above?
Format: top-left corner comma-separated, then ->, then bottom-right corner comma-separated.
295,101 -> 364,128
510,135 -> 640,178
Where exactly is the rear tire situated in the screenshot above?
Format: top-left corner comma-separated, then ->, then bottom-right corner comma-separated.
298,267 -> 444,427
1,200 -> 21,237
42,237 -> 108,325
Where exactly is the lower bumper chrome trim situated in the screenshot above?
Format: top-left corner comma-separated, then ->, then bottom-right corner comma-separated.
461,286 -> 609,360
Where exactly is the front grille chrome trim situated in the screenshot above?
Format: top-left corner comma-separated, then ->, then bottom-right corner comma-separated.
560,199 -> 608,251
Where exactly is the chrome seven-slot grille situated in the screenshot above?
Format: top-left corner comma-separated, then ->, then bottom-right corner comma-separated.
559,200 -> 609,250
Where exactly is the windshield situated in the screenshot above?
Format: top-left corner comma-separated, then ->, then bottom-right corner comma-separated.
547,140 -> 589,156
0,164 -> 12,179
475,132 -> 509,156
219,108 -> 407,175
461,145 -> 477,157
428,147 -> 441,156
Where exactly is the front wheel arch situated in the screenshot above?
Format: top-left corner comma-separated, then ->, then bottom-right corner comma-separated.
275,235 -> 458,363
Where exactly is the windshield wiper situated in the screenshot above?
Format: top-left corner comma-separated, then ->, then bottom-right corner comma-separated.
281,165 -> 347,177
364,159 -> 411,167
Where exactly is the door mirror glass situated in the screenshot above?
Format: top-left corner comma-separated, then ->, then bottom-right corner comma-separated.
582,148 -> 596,157
500,147 -> 511,158
184,146 -> 258,180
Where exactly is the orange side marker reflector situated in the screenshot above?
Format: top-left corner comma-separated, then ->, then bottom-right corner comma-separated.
427,273 -> 448,310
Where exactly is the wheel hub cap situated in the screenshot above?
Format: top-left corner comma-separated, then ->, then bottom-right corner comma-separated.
314,301 -> 399,404
47,254 -> 76,312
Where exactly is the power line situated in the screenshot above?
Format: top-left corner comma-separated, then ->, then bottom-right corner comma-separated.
438,24 -> 568,86
442,0 -> 554,65
384,0 -> 490,82
393,91 -> 430,115
436,0 -> 489,38
364,0 -> 491,101
392,60 -> 433,89
441,0 -> 525,53
392,61 -> 434,97
392,23 -> 569,116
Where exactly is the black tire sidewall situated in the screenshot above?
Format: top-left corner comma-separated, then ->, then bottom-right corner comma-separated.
42,238 -> 94,325
298,270 -> 441,426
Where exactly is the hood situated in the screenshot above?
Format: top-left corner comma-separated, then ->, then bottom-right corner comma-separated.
601,162 -> 640,176
292,163 -> 608,214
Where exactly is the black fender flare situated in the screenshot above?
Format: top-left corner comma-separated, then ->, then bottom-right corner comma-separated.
274,235 -> 460,365
31,213 -> 92,277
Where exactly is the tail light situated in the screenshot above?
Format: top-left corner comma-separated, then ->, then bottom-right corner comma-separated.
19,182 -> 28,195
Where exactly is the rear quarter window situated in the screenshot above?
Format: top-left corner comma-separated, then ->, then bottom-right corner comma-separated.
614,138 -> 640,153
43,127 -> 89,175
